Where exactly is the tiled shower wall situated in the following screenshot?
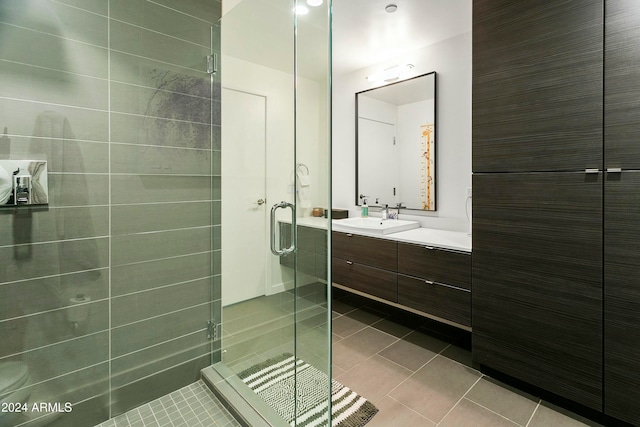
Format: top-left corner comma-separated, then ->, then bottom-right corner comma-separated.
0,1 -> 221,426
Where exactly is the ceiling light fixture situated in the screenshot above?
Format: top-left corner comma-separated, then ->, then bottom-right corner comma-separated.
365,64 -> 415,83
294,4 -> 309,15
307,0 -> 323,6
385,4 -> 398,13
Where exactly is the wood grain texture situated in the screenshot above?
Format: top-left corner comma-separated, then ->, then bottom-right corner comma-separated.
332,257 -> 397,302
398,274 -> 471,326
472,172 -> 603,411
473,0 -> 603,173
398,243 -> 471,290
605,0 -> 640,170
604,171 -> 640,424
332,231 -> 397,271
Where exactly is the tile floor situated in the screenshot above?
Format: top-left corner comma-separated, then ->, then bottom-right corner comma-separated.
97,285 -> 607,427
331,289 -> 604,427
94,381 -> 241,427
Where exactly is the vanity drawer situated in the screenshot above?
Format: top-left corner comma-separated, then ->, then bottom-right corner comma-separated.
398,274 -> 471,326
332,231 -> 397,271
398,242 -> 471,290
332,257 -> 397,302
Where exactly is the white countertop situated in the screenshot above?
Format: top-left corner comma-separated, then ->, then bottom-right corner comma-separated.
280,216 -> 472,252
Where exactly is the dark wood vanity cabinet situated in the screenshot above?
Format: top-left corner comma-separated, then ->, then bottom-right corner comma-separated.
331,232 -> 398,303
279,223 -> 327,281
473,0 -> 640,422
332,232 -> 472,328
397,243 -> 471,327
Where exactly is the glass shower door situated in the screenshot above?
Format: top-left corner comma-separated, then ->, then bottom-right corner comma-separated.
214,0 -> 331,425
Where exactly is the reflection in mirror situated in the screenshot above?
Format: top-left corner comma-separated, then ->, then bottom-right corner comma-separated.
0,160 -> 48,206
356,72 -> 436,210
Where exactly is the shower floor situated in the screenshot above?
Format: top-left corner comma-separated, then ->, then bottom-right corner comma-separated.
95,380 -> 241,427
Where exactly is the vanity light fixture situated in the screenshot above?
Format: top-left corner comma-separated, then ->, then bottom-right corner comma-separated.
307,0 -> 323,6
294,4 -> 309,14
365,64 -> 415,83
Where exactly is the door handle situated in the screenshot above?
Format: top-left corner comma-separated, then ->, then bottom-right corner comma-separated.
270,201 -> 295,256
256,198 -> 266,205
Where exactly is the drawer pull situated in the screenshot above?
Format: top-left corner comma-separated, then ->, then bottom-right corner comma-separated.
424,246 -> 434,250
346,260 -> 353,265
424,280 -> 434,285
346,233 -> 353,237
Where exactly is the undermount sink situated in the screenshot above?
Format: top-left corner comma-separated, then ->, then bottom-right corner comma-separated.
332,217 -> 419,235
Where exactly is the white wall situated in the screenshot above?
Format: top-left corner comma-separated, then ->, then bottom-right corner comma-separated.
333,31 -> 472,232
222,55 -> 328,294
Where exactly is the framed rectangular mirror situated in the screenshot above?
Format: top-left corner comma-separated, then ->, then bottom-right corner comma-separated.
356,71 -> 436,210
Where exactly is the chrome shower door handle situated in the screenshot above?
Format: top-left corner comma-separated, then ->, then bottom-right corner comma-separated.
270,201 -> 295,256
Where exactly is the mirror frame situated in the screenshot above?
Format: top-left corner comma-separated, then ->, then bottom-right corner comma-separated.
355,71 -> 437,211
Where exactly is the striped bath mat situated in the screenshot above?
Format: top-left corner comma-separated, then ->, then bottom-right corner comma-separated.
238,353 -> 378,427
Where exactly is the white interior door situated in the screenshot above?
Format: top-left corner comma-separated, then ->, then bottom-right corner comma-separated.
221,88 -> 267,306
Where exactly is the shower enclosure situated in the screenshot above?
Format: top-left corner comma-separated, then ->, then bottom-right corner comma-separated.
0,0 -> 331,426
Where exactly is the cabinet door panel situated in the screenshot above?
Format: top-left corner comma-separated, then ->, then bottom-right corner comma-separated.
332,232 -> 397,271
398,274 -> 470,326
604,171 -> 640,424
605,0 -> 640,170
473,0 -> 603,172
398,243 -> 471,290
332,257 -> 397,303
472,173 -> 603,410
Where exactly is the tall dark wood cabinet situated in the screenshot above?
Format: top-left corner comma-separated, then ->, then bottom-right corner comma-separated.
472,0 -> 605,413
474,0 -> 640,422
604,1 -> 640,424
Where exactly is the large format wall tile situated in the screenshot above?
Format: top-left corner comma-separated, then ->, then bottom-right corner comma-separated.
110,51 -> 211,98
111,252 -> 212,296
111,330 -> 209,388
112,277 -> 211,327
0,237 -> 109,282
151,0 -> 222,24
0,206 -> 109,245
110,81 -> 211,123
6,137 -> 108,173
111,175 -> 212,204
1,1 -> 220,424
110,20 -> 210,70
110,114 -> 211,149
111,202 -> 213,235
0,24 -> 108,78
0,300 -> 108,357
0,98 -> 109,142
111,143 -> 212,173
54,0 -> 108,16
111,228 -> 212,266
111,303 -> 210,357
0,269 -> 108,319
110,0 -> 212,47
0,1 -> 108,47
0,61 -> 108,110
0,332 -> 109,385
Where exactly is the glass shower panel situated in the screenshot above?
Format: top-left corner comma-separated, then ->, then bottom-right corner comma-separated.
0,0 -> 220,426
0,2 -> 110,426
107,0 -> 219,418
212,0 -> 332,425
292,0 -> 332,424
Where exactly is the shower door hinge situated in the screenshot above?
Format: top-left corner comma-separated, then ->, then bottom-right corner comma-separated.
207,320 -> 218,340
206,54 -> 218,75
